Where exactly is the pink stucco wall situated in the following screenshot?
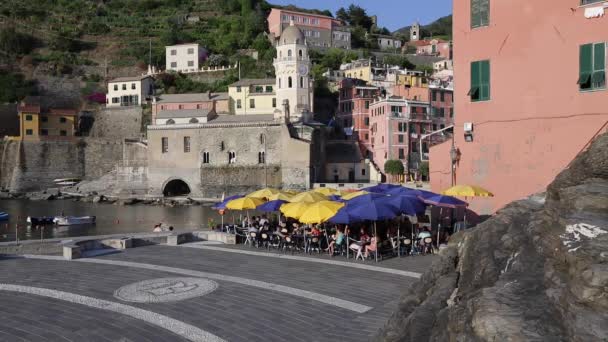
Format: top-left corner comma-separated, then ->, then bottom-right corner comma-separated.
151,101 -> 215,122
393,85 -> 430,102
430,0 -> 608,215
337,80 -> 379,149
268,8 -> 337,37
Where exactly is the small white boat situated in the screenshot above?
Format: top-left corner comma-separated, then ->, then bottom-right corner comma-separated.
53,216 -> 96,226
53,178 -> 81,187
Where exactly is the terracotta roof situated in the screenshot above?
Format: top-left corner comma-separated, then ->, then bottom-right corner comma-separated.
49,109 -> 78,116
109,75 -> 153,83
18,104 -> 41,113
229,79 -> 275,87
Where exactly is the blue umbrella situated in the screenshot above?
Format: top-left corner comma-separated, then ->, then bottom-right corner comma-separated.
349,198 -> 400,222
212,194 -> 244,210
328,205 -> 360,224
385,186 -> 437,199
382,195 -> 427,216
256,200 -> 286,212
362,183 -> 402,193
347,193 -> 387,204
423,195 -> 468,209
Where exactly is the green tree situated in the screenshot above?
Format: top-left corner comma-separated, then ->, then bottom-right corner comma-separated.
0,27 -> 37,55
383,55 -> 415,70
419,161 -> 429,181
384,160 -> 405,182
0,71 -> 37,103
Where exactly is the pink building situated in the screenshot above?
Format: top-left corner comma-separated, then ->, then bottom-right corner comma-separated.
429,80 -> 454,132
151,93 -> 229,123
392,85 -> 430,102
267,8 -> 351,49
369,97 -> 432,179
411,39 -> 452,58
337,79 -> 380,151
430,0 -> 608,214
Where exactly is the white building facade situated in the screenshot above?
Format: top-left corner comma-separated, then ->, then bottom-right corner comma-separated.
106,75 -> 154,107
166,43 -> 203,73
377,36 -> 402,50
273,21 -> 314,122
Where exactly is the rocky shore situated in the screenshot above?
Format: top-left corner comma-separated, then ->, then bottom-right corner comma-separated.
375,133 -> 608,341
0,189 -> 217,207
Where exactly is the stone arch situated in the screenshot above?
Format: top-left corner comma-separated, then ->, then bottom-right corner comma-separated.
162,178 -> 191,197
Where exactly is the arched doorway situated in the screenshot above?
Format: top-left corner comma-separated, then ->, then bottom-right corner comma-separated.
163,179 -> 191,197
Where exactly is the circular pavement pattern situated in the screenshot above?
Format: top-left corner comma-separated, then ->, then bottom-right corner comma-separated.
114,277 -> 218,303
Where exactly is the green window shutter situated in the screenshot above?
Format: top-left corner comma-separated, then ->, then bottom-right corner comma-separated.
471,0 -> 480,28
579,44 -> 593,88
479,0 -> 490,26
592,43 -> 606,88
470,61 -> 480,100
480,60 -> 490,100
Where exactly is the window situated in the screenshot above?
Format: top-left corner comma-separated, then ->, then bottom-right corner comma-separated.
579,43 -> 605,91
187,48 -> 194,54
260,134 -> 265,144
411,142 -> 418,153
60,130 -> 67,136
60,117 -> 67,123
432,91 -> 437,102
288,50 -> 292,57
131,83 -> 136,90
161,137 -> 168,153
41,129 -> 48,136
122,84 -> 126,90
361,168 -> 366,176
188,61 -> 194,67
258,151 -> 265,164
440,91 -> 445,102
202,152 -> 210,164
26,129 -> 33,135
398,122 -> 406,132
399,148 -> 405,159
581,0 -> 604,4
299,50 -> 303,58
184,136 -> 191,153
25,115 -> 33,121
410,124 -> 416,133
469,60 -> 491,101
171,49 -> 177,55
471,0 -> 490,28
170,62 -> 177,68
364,117 -> 369,126
250,99 -> 255,108
41,116 -> 48,123
237,100 -> 242,109
190,118 -> 199,123
178,105 -> 184,109
113,84 -> 118,91
450,108 -> 454,117
300,77 -> 304,88
255,86 -> 264,93
423,142 -> 429,153
279,78 -> 282,88
398,134 -> 404,143
266,86 -> 273,92
112,97 -> 119,104
228,151 -> 236,164
166,119 -> 175,124
272,98 -> 277,108
288,77 -> 293,88
365,133 -> 369,140
236,86 -> 242,92
365,101 -> 370,109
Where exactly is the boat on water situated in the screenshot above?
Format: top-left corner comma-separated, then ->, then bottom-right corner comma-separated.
53,178 -> 81,187
52,216 -> 96,226
27,216 -> 55,225
0,212 -> 8,221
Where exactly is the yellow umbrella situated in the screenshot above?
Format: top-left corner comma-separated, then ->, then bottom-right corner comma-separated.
313,188 -> 342,196
340,190 -> 368,200
267,192 -> 294,201
288,191 -> 328,203
441,185 -> 494,197
280,202 -> 311,219
246,188 -> 280,199
226,197 -> 265,210
283,189 -> 300,195
298,201 -> 345,224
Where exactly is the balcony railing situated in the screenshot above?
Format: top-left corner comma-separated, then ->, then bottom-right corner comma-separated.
273,56 -> 310,63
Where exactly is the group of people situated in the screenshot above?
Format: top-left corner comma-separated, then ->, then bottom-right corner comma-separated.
152,223 -> 174,232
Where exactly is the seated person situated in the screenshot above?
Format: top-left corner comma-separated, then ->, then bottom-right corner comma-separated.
311,224 -> 321,237
327,228 -> 344,255
247,223 -> 259,233
364,235 -> 378,259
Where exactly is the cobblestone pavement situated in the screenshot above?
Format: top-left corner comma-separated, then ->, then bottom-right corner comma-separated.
0,243 -> 435,342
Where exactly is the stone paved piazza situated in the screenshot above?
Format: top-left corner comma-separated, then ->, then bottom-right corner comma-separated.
0,243 -> 435,341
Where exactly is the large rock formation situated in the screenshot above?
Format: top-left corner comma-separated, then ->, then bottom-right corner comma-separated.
376,133 -> 608,342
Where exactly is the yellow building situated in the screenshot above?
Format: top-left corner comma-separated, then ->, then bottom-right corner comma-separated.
18,97 -> 78,141
396,71 -> 428,88
343,59 -> 373,83
228,79 -> 277,115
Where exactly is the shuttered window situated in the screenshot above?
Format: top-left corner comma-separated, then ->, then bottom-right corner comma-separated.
579,43 -> 606,91
469,60 -> 491,102
471,0 -> 490,28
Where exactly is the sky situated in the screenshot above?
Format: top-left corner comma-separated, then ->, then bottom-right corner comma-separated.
268,0 -> 453,32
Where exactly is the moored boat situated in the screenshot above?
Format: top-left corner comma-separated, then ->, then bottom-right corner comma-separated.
52,216 -> 96,226
27,216 -> 55,225
0,212 -> 8,221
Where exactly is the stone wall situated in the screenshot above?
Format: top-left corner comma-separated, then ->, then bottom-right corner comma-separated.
89,106 -> 143,140
1,138 -> 124,193
199,164 -> 282,198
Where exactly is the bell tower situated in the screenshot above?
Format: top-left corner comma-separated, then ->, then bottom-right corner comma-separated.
273,20 -> 313,122
410,21 -> 420,42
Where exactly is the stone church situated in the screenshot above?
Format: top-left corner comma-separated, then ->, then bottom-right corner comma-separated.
101,21 -> 329,198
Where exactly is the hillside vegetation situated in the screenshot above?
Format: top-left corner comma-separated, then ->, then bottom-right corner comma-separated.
394,15 -> 452,40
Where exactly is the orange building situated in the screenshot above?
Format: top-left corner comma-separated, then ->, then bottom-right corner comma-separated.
17,97 -> 78,141
430,0 -> 608,214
